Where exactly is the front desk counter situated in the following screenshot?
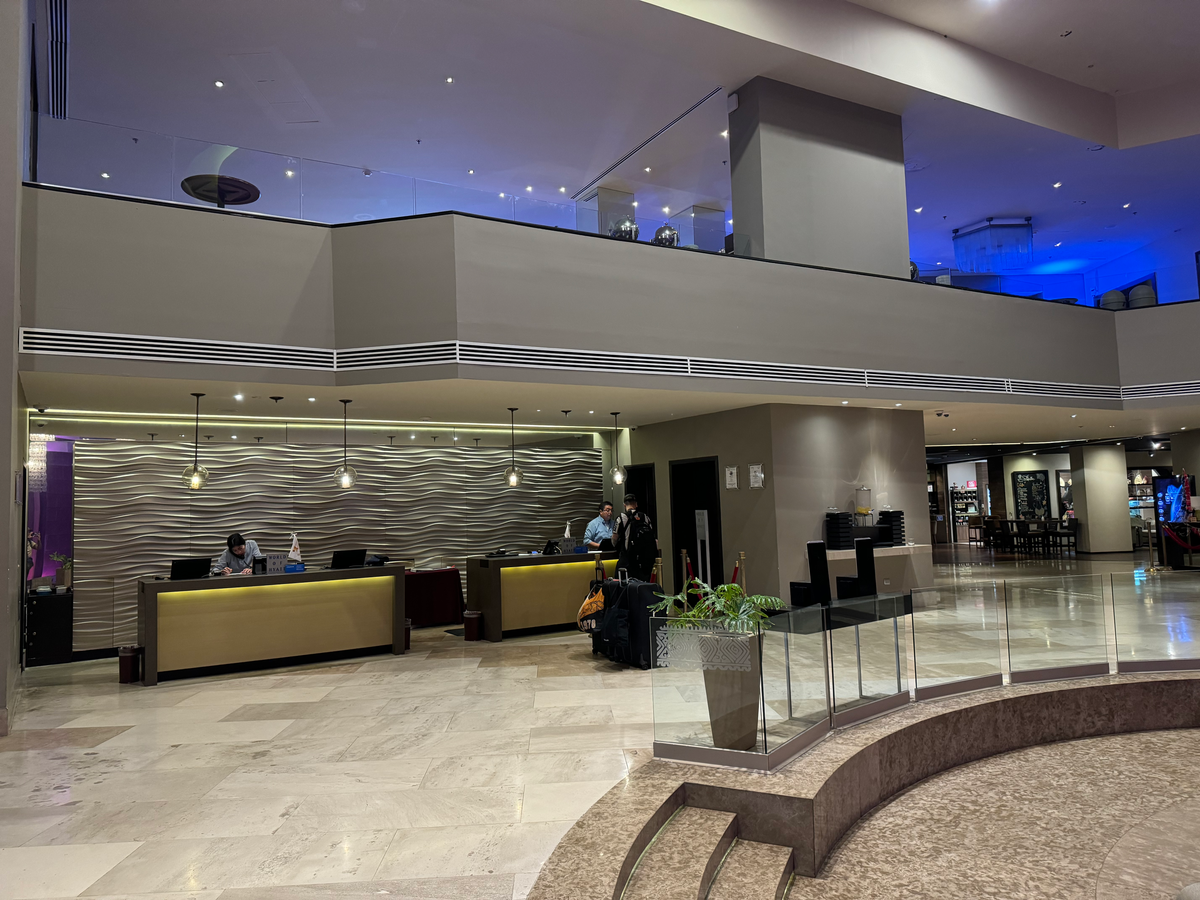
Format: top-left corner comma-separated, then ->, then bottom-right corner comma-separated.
466,552 -> 618,642
138,565 -> 406,685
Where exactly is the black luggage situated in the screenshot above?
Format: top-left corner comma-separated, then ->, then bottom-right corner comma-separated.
590,578 -> 662,669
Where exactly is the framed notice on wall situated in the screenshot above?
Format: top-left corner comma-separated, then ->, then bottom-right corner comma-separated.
1012,470 -> 1051,519
1057,470 -> 1073,517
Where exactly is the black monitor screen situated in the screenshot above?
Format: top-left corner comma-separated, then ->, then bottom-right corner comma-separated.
170,557 -> 211,580
330,549 -> 367,569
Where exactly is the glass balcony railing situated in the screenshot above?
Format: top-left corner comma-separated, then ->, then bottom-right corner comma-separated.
651,570 -> 1200,769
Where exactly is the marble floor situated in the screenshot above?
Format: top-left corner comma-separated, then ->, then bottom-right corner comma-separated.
0,629 -> 655,899
787,728 -> 1200,900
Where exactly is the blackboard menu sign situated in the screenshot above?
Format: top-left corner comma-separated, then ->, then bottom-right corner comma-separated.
1012,470 -> 1051,519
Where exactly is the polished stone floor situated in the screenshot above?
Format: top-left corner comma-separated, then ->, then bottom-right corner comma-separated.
0,630 -> 654,899
787,728 -> 1200,900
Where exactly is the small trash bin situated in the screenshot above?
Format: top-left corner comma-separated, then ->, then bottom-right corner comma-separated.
463,610 -> 483,642
118,646 -> 142,684
404,617 -> 412,651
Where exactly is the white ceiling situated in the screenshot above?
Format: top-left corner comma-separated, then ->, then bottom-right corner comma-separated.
847,0 -> 1200,95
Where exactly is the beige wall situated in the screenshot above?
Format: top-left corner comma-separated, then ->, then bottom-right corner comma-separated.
1003,453 -> 1071,520
21,188 -> 335,348
1070,445 -> 1133,552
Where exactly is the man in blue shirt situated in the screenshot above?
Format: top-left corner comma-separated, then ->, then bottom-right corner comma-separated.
582,500 -> 615,549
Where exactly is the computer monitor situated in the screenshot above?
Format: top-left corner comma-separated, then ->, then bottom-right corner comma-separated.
170,557 -> 211,580
330,549 -> 367,569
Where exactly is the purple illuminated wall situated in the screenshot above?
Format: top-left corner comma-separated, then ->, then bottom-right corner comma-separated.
26,440 -> 73,581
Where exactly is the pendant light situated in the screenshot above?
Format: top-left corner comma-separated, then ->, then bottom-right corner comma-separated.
504,407 -> 523,487
334,399 -> 357,489
181,392 -> 209,489
610,412 -> 627,486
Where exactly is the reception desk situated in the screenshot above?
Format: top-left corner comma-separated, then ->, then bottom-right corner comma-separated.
466,553 -> 617,642
137,565 -> 406,684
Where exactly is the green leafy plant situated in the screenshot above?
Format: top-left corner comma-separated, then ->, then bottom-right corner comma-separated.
651,579 -> 787,633
49,553 -> 73,571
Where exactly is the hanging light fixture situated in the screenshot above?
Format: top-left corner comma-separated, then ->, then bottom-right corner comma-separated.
504,407 -> 523,487
334,399 -> 357,489
181,393 -> 209,489
610,412 -> 627,486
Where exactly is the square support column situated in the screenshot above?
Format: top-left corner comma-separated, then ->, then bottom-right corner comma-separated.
729,77 -> 910,277
1069,445 -> 1133,553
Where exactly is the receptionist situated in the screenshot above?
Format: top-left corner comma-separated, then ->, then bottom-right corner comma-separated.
217,532 -> 260,575
583,500 -> 614,549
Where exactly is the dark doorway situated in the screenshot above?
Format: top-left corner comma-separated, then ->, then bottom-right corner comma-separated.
623,463 -> 657,530
669,458 -> 725,592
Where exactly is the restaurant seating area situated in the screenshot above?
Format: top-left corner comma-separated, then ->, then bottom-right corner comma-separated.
980,517 -> 1079,557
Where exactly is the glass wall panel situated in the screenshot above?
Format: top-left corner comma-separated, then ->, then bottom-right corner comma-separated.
911,581 -> 1003,692
1111,571 -> 1200,665
171,137 -> 301,219
1004,574 -> 1108,674
760,606 -> 828,751
827,594 -> 908,715
413,179 -> 516,219
301,160 -> 414,224
36,116 -> 173,203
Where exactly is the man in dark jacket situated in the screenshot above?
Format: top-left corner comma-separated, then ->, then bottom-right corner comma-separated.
612,493 -> 657,581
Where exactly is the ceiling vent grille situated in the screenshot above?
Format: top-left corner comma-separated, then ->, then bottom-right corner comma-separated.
46,0 -> 69,119
1008,379 -> 1122,400
867,371 -> 1008,394
457,342 -> 690,376
19,328 -> 335,370
335,342 -> 458,370
1121,381 -> 1200,400
690,357 -> 866,385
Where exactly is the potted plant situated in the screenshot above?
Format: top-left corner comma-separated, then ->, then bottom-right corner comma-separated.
652,580 -> 787,751
50,553 -> 73,589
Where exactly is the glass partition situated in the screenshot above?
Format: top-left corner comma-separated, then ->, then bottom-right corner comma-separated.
300,160 -> 414,224
171,137 -> 301,219
826,593 -> 909,721
1004,574 -> 1110,679
910,581 -> 1003,697
36,116 -> 174,203
1110,571 -> 1200,670
413,179 -> 516,219
760,606 -> 829,751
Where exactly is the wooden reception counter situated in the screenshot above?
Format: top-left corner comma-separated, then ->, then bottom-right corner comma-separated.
137,565 -> 406,684
466,552 -> 617,642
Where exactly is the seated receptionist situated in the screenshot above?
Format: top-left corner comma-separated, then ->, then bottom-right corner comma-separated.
216,532 -> 260,575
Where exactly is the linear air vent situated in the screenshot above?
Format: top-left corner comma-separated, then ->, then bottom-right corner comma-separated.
1121,381 -> 1200,400
335,342 -> 459,370
689,358 -> 866,386
457,342 -> 690,376
1008,380 -> 1122,400
19,328 -> 335,370
867,371 -> 1008,394
46,0 -> 69,119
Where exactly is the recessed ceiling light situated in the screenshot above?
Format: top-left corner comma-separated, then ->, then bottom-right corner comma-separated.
214,80 -> 224,88
1053,182 -> 1062,188
720,129 -> 729,138
589,410 -> 594,414
841,401 -> 849,405
410,433 -> 416,439
632,201 -> 638,208
1117,442 -> 1122,445
1123,203 -> 1131,208
559,187 -> 566,193
728,219 -> 733,225
913,207 -> 923,213
308,397 -> 316,402
1071,414 -> 1076,418
952,428 -> 956,431
1054,242 -> 1062,247
445,77 -> 454,84
468,169 -> 474,174
525,186 -> 532,192
100,172 -> 110,179
1033,452 -> 1038,456
284,169 -> 294,177
234,394 -> 244,401
231,435 -> 237,439
499,193 -> 505,198
662,206 -> 670,213
895,403 -> 902,407
644,167 -> 651,173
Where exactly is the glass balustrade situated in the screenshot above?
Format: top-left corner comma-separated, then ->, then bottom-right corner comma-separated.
649,570 -> 1200,768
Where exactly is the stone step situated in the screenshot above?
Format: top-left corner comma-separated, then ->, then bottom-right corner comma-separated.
621,806 -> 738,900
707,838 -> 795,900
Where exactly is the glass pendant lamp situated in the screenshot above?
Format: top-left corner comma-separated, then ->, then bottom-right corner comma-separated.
504,407 -> 523,487
334,399 -> 357,489
610,412 -> 627,486
181,392 -> 209,489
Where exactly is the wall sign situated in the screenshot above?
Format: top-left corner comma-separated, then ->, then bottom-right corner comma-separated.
724,465 -> 739,489
749,464 -> 765,489
1011,470 -> 1051,519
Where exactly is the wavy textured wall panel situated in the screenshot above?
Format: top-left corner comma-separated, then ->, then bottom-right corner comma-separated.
73,442 -> 602,650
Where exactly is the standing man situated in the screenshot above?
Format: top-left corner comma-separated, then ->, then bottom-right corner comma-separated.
612,493 -> 657,581
583,500 -> 615,549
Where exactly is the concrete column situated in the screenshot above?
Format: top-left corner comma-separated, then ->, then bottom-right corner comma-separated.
1169,431 -> 1200,483
0,0 -> 27,735
728,77 -> 910,277
1069,445 -> 1133,553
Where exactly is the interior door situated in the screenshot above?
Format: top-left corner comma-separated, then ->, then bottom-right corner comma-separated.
669,458 -> 724,592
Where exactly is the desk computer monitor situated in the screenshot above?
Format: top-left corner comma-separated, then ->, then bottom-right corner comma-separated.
330,549 -> 367,569
170,557 -> 211,580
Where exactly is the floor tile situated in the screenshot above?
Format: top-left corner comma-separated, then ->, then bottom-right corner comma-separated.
527,724 -> 654,752
0,729 -> 132,753
373,822 -> 572,879
280,786 -> 522,830
95,721 -> 294,747
216,874 -> 515,898
419,750 -> 629,789
0,807 -> 73,848
24,797 -> 302,844
340,729 -> 530,761
520,780 -> 615,823
207,760 -> 430,799
0,842 -> 141,899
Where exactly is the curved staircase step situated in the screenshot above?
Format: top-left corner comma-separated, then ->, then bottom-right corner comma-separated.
621,806 -> 738,900
708,839 -> 795,900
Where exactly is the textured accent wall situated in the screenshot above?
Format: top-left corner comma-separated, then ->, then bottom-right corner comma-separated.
73,442 -> 601,650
